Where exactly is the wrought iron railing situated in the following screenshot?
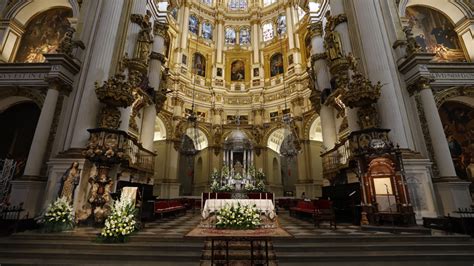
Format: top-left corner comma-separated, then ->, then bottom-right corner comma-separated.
321,138 -> 352,176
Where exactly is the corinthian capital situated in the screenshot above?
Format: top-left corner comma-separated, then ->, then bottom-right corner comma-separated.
308,21 -> 323,38
153,21 -> 169,38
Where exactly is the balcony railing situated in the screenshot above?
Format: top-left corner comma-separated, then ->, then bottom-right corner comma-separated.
85,128 -> 156,174
321,138 -> 352,177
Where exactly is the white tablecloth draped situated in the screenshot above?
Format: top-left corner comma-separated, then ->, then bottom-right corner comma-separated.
202,199 -> 275,219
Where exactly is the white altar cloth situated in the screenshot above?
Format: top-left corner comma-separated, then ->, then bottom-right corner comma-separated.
202,199 -> 276,219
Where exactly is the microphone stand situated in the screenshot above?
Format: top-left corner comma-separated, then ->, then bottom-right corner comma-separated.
385,184 -> 395,233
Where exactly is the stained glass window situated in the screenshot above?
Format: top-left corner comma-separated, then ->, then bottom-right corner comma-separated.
262,22 -> 274,42
277,15 -> 286,36
239,28 -> 250,45
189,15 -> 199,35
228,0 -> 247,10
202,0 -> 212,6
170,7 -> 178,20
263,0 -> 275,7
202,22 -> 213,40
225,27 -> 236,44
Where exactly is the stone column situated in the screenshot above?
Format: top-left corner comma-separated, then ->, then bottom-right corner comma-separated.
70,0 -> 127,148
328,0 -> 359,132
140,21 -> 168,151
350,0 -> 412,148
216,19 -> 224,64
23,83 -> 61,177
10,81 -> 61,217
251,19 -> 260,64
415,78 -> 472,215
285,3 -> 295,50
309,21 -> 337,150
180,3 -> 190,54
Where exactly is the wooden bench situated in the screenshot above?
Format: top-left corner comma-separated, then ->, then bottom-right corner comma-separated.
314,200 -> 336,229
154,200 -> 186,219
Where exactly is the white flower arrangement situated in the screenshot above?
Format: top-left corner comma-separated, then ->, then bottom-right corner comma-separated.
99,198 -> 138,242
215,203 -> 261,229
39,196 -> 74,232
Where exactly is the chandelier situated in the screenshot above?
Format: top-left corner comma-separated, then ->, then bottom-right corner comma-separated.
179,0 -> 203,158
276,10 -> 300,160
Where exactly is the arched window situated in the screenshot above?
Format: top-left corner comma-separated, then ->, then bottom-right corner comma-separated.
239,28 -> 251,45
228,0 -> 247,10
270,53 -> 284,77
277,15 -> 286,36
189,15 -> 199,35
170,7 -> 178,20
262,22 -> 274,42
202,0 -> 212,6
202,22 -> 213,40
225,27 -> 236,44
15,8 -> 72,63
296,6 -> 306,23
193,53 -> 206,77
263,0 -> 276,7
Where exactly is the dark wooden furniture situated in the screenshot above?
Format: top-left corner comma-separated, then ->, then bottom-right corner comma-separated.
154,200 -> 186,218
314,200 -> 337,229
289,200 -> 315,217
0,203 -> 24,235
116,181 -> 154,220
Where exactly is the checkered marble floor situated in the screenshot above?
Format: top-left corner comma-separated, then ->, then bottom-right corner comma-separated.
70,209 -> 420,238
277,210 -> 394,237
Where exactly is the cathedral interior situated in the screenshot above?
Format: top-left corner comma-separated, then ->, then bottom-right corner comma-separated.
0,0 -> 474,264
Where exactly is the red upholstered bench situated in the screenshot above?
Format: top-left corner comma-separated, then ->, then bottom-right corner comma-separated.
290,200 -> 315,217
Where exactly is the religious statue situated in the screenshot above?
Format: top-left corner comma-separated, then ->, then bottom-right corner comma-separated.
56,26 -> 85,57
129,89 -> 146,132
325,31 -> 344,61
88,168 -> 113,223
132,13 -> 153,65
58,162 -> 81,203
234,161 -> 243,175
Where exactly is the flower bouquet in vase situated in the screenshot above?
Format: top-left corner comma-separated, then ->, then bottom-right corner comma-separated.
38,196 -> 75,233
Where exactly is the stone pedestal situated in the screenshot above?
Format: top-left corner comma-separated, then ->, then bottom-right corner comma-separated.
433,177 -> 472,216
295,182 -> 322,199
403,158 -> 439,224
154,182 -> 180,199
9,180 -> 46,218
43,158 -> 87,211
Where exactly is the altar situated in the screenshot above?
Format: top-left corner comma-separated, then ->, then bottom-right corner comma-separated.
202,199 -> 276,219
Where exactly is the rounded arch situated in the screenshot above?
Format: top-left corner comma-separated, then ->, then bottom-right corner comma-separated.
185,127 -> 209,150
267,128 -> 285,154
0,96 -> 37,113
154,116 -> 167,141
0,88 -> 44,108
435,87 -> 474,109
401,0 -> 469,24
4,0 -> 78,25
308,116 -> 323,142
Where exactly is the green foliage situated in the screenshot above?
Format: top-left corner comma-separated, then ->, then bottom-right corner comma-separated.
39,196 -> 74,232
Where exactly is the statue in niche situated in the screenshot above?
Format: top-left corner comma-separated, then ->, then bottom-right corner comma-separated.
132,13 -> 153,65
325,31 -> 344,60
234,161 -> 243,174
58,162 -> 81,203
129,89 -> 146,132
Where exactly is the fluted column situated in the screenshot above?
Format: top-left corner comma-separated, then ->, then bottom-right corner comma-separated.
70,0 -> 126,148
23,82 -> 61,177
351,0 -> 412,148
